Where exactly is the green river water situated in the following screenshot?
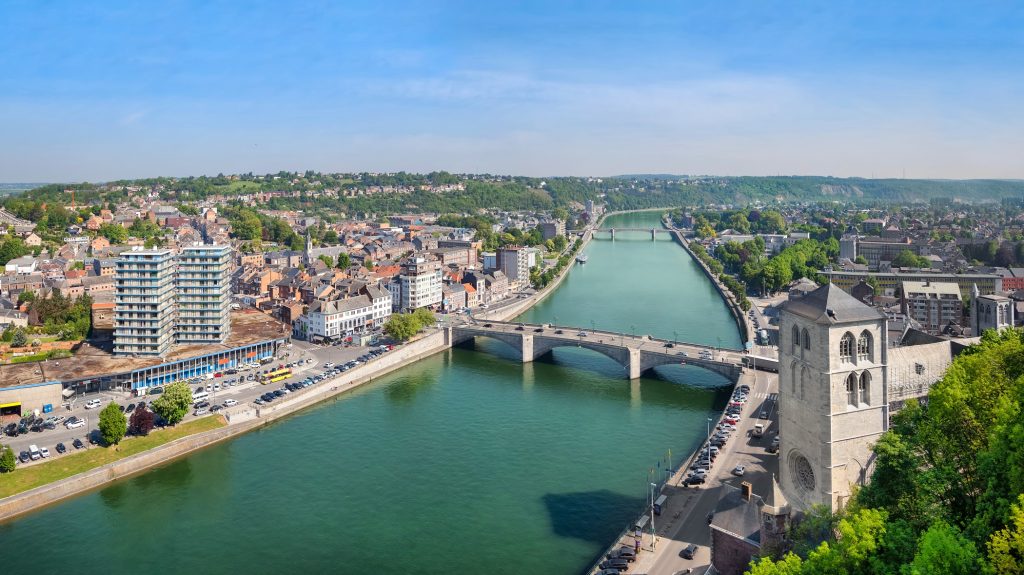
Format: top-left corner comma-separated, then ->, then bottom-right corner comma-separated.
0,211 -> 741,574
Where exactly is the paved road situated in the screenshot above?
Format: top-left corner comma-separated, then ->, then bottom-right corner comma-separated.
2,337 -> 386,465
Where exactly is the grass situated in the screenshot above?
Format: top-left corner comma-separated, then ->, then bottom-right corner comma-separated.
0,416 -> 226,499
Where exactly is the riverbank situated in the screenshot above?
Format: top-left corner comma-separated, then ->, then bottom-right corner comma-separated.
0,224 -> 601,522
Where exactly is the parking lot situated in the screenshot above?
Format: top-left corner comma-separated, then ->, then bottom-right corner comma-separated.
1,336 -> 397,468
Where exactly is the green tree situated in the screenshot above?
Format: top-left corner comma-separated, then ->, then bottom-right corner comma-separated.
854,255 -> 868,265
11,327 -> 27,347
892,249 -> 922,268
364,260 -> 374,271
0,445 -> 15,473
729,212 -> 752,233
151,382 -> 193,426
323,229 -> 339,244
336,252 -> 351,269
318,254 -> 334,268
552,235 -> 568,252
987,495 -> 1024,574
98,402 -> 127,445
411,307 -> 435,330
551,207 -> 569,221
17,290 -> 35,304
98,223 -> 128,243
383,313 -> 418,341
908,522 -> 982,575
0,236 -> 30,265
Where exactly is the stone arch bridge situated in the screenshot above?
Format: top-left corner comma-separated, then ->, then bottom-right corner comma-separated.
447,320 -> 744,381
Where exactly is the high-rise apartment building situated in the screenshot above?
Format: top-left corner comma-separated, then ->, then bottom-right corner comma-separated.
114,249 -> 177,357
497,245 -> 529,288
389,257 -> 442,312
114,245 -> 232,357
176,245 -> 232,344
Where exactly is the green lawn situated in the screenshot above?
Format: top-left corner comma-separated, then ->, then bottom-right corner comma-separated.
0,416 -> 226,499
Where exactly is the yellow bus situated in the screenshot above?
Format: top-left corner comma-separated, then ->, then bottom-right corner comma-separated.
263,368 -> 291,384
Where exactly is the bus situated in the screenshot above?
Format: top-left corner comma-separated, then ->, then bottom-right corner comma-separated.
743,355 -> 779,373
263,368 -> 291,384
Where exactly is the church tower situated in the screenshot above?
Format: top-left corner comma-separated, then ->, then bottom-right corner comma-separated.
304,230 -> 313,266
777,284 -> 889,511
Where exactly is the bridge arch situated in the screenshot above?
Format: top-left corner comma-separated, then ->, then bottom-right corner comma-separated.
530,336 -> 634,372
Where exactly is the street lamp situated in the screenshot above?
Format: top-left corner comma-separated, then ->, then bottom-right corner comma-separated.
591,319 -> 596,333
631,325 -> 636,339
673,330 -> 678,346
649,482 -> 658,550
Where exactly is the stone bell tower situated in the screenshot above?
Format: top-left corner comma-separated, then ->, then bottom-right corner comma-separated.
777,283 -> 888,511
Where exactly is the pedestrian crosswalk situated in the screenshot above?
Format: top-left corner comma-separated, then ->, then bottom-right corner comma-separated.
750,392 -> 778,401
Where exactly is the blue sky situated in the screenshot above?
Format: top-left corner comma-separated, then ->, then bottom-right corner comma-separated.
1,1 -> 1022,181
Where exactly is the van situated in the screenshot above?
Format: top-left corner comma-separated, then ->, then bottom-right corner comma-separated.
753,424 -> 765,437
653,494 -> 668,515
192,391 -> 210,404
29,445 -> 41,461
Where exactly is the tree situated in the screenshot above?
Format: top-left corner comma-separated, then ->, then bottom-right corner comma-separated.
323,229 -> 339,244
17,290 -> 35,304
552,235 -> 568,252
318,254 -> 334,268
98,223 -> 128,243
0,445 -> 15,473
128,405 -> 155,436
336,252 -> 351,269
364,260 -> 374,271
892,249 -> 922,268
98,402 -> 128,445
411,307 -> 435,329
151,382 -> 193,426
552,207 -> 569,222
11,327 -> 27,347
987,495 -> 1024,574
383,313 -> 418,341
908,522 -> 982,575
854,255 -> 868,265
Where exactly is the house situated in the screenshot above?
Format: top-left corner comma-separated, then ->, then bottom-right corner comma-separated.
85,215 -> 104,231
0,309 -> 29,330
22,232 -> 42,247
90,236 -> 110,253
4,256 -> 38,275
709,481 -> 790,575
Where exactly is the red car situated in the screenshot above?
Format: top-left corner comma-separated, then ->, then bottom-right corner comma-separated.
214,372 -> 223,378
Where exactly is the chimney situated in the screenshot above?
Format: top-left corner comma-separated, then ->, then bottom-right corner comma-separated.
741,481 -> 753,502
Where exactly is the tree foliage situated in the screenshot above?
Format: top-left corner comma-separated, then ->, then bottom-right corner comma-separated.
128,405 -> 155,436
383,308 -> 436,342
0,445 -> 15,473
151,382 -> 193,426
98,402 -> 127,445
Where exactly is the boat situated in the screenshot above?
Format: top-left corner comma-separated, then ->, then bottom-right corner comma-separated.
576,254 -> 588,264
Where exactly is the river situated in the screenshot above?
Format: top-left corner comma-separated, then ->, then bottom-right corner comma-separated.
0,212 -> 741,574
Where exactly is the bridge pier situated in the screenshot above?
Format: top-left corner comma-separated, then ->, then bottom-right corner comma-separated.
628,348 -> 641,379
521,334 -> 533,364
610,228 -> 615,240
651,228 -> 656,241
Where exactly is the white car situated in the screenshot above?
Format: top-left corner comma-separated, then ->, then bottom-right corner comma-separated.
65,417 -> 85,429
732,465 -> 746,476
193,408 -> 208,416
84,399 -> 102,409
40,447 -> 51,458
223,399 -> 238,407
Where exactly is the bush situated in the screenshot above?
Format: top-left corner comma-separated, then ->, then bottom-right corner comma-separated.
0,445 -> 15,473
10,328 -> 27,348
128,405 -> 155,436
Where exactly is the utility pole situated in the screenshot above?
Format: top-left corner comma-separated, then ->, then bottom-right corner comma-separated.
649,482 -> 657,551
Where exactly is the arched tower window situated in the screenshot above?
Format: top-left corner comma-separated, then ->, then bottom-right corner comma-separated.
859,371 -> 871,405
846,372 -> 858,406
802,328 -> 811,351
791,325 -> 800,354
839,332 -> 854,363
857,331 -> 872,362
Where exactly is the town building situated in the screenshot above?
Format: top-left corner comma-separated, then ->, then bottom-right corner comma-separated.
824,269 -> 1001,300
114,249 -> 177,357
901,280 -> 962,334
389,258 -> 442,312
497,245 -> 529,288
540,220 -> 566,240
971,285 -> 1014,335
175,245 -> 232,345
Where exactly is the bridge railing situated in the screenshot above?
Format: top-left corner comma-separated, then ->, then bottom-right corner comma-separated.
461,320 -> 744,354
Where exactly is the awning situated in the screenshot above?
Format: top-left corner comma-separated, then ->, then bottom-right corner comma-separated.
62,388 -> 76,398
0,401 -> 22,409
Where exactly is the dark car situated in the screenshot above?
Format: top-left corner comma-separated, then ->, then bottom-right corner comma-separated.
55,442 -> 67,454
595,570 -> 621,575
18,420 -> 29,434
18,450 -> 30,463
681,543 -> 698,560
4,422 -> 18,437
30,420 -> 44,432
599,558 -> 630,571
126,403 -> 136,412
607,546 -> 636,562
273,390 -> 284,397
72,438 -> 85,449
684,475 -> 706,485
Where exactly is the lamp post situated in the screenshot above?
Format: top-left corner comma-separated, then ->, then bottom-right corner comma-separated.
673,330 -> 678,346
590,319 -> 596,334
631,324 -> 636,339
649,482 -> 658,551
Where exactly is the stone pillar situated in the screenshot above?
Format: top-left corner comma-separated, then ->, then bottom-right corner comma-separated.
610,228 -> 615,240
651,228 -> 656,241
628,348 -> 642,379
521,334 -> 534,363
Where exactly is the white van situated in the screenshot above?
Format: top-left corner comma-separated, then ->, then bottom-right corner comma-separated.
29,445 -> 41,460
192,391 -> 210,404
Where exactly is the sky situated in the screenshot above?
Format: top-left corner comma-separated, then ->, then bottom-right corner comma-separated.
1,1 -> 1022,182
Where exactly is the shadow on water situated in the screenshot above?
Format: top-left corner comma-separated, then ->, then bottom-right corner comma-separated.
128,456 -> 194,492
385,369 -> 440,403
542,489 -> 646,546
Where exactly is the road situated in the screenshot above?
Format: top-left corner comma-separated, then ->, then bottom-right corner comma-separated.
2,337 -> 388,465
592,366 -> 780,575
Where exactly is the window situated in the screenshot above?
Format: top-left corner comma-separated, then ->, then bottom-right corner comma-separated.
839,332 -> 854,363
791,361 -> 799,394
791,325 -> 800,354
846,373 -> 858,406
802,328 -> 811,351
857,331 -> 872,362
859,372 -> 871,405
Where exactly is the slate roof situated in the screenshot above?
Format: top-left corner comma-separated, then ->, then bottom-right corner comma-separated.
710,484 -> 763,545
782,283 -> 885,325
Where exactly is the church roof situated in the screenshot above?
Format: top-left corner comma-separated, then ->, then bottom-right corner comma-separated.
710,484 -> 763,546
782,283 -> 884,325
762,475 -> 790,515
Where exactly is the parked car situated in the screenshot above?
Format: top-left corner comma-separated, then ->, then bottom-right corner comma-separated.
72,438 -> 85,450
84,399 -> 102,409
681,543 -> 698,559
55,442 -> 67,454
4,422 -> 18,437
733,465 -> 746,476
607,547 -> 636,562
599,558 -> 630,571
223,399 -> 238,407
193,408 -> 208,416
18,451 -> 30,463
40,447 -> 51,458
684,475 -> 706,485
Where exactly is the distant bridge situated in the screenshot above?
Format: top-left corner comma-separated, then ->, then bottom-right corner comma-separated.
447,320 -> 745,380
593,227 -> 674,240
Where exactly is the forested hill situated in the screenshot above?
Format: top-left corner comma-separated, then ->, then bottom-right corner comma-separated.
7,173 -> 1024,216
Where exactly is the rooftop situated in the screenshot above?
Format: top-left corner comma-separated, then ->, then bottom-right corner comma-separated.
782,283 -> 885,325
0,310 -> 286,389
